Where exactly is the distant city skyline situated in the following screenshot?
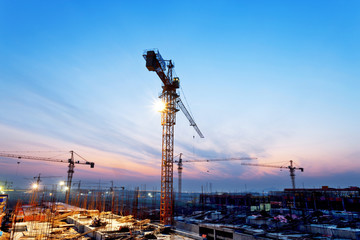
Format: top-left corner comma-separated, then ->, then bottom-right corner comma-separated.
0,0 -> 359,192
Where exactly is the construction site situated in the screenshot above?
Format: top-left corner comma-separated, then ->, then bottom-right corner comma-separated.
2,180 -> 360,239
0,49 -> 360,240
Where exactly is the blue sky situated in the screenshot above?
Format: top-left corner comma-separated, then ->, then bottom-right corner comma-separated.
0,0 -> 359,192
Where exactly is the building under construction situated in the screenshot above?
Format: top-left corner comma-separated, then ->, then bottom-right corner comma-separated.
0,187 -> 203,240
1,184 -> 360,240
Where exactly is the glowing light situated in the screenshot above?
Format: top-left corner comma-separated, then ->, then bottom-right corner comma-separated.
59,181 -> 65,186
148,193 -> 153,197
32,183 -> 38,189
154,99 -> 166,112
64,186 -> 69,191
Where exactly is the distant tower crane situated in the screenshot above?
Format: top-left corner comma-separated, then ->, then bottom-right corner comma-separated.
0,180 -> 13,190
27,173 -> 61,205
143,49 -> 204,225
0,150 -> 94,204
241,160 -> 304,189
27,173 -> 62,185
174,154 -> 257,201
30,174 -> 41,205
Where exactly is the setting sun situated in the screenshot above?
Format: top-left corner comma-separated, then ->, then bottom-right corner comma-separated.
154,99 -> 166,112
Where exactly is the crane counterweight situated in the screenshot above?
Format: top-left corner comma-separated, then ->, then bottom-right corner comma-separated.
145,50 -> 162,71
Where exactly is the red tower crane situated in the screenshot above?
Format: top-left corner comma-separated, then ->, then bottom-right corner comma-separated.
0,150 -> 94,204
143,49 -> 204,225
241,160 -> 304,189
174,154 -> 257,200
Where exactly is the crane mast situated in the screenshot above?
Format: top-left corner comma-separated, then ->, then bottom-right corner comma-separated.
66,151 -> 75,204
288,160 -> 301,189
177,153 -> 183,201
144,49 -> 203,225
159,60 -> 177,226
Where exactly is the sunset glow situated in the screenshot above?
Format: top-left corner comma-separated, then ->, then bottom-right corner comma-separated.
0,1 -> 359,192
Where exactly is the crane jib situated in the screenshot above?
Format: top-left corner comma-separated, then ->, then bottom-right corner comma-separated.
0,153 -> 94,167
176,98 -> 204,138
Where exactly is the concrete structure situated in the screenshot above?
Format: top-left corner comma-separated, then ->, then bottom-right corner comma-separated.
299,224 -> 360,239
175,221 -> 271,240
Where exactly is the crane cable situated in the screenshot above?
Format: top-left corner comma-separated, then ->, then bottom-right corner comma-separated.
179,85 -> 195,123
73,151 -> 89,162
179,84 -> 197,156
173,68 -> 195,119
